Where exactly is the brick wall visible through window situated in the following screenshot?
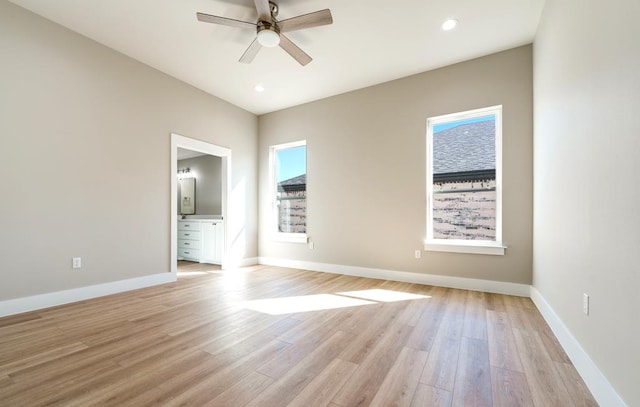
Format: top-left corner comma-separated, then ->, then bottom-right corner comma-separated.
277,176 -> 306,233
270,141 -> 307,241
426,106 -> 503,251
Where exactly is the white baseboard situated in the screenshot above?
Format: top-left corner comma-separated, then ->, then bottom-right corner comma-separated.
0,273 -> 176,318
258,257 -> 530,297
530,287 -> 626,407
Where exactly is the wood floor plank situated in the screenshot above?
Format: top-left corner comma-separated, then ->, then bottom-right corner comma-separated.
419,318 -> 463,391
247,330 -> 353,407
462,290 -> 488,341
257,317 -> 344,378
486,310 -> 523,372
2,356 -> 123,406
0,312 -> 42,328
0,317 -> 60,345
451,337 -> 493,407
512,328 -> 575,407
0,263 -> 595,406
333,301 -> 382,335
538,324 -> 572,364
369,346 -> 429,407
0,375 -> 13,389
490,366 -> 533,407
0,341 -> 88,376
278,307 -> 352,344
405,293 -> 447,352
127,339 -> 290,406
206,371 -> 275,407
398,297 -> 432,327
56,349 -> 212,407
554,362 -> 598,406
338,301 -> 410,364
286,358 -> 358,407
57,350 -> 210,406
411,384 -> 452,407
502,295 -> 529,330
332,323 -> 414,407
0,326 -> 70,365
112,323 -> 230,368
485,293 -> 507,312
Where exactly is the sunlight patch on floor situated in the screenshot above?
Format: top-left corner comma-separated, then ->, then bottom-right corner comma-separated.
177,271 -> 211,277
337,289 -> 431,302
236,289 -> 432,315
237,294 -> 375,315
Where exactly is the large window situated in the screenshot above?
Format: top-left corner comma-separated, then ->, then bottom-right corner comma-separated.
270,140 -> 307,242
425,106 -> 504,255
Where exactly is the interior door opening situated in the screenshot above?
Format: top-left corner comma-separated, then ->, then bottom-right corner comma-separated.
170,134 -> 231,276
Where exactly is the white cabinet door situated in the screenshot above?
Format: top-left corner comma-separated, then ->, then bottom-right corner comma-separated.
202,221 -> 223,265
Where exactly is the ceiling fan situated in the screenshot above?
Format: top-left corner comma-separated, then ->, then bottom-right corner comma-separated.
196,0 -> 333,66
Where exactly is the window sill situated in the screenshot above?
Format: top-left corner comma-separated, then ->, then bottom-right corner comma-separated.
424,240 -> 506,256
273,233 -> 308,244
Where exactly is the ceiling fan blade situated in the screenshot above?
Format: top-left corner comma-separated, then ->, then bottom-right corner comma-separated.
239,38 -> 262,64
278,9 -> 333,33
279,34 -> 312,66
254,0 -> 272,23
196,12 -> 255,29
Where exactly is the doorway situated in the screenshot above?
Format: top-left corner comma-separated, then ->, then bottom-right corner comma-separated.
170,133 -> 231,276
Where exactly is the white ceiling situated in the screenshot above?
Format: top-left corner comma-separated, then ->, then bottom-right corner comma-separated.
9,0 -> 545,115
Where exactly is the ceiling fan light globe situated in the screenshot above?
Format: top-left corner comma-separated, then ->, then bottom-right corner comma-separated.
257,29 -> 280,47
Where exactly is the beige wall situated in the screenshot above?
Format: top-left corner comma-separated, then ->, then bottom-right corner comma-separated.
533,0 -> 640,405
0,1 -> 258,300
258,45 -> 533,284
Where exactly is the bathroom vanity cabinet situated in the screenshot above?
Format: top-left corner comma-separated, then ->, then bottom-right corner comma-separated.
177,219 -> 223,265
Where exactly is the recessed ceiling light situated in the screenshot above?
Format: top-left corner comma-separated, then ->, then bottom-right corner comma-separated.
254,84 -> 265,92
441,19 -> 458,31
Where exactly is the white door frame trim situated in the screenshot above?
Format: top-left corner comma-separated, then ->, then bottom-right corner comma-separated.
171,133 -> 231,274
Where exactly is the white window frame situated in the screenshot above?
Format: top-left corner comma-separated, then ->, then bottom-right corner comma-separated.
425,105 -> 505,255
270,140 -> 308,243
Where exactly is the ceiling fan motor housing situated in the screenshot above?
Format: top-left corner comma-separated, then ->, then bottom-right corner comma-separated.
257,22 -> 280,47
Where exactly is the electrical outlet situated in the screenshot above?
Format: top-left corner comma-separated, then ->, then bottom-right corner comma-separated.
72,257 -> 82,269
309,242 -> 315,250
415,250 -> 421,259
583,293 -> 589,315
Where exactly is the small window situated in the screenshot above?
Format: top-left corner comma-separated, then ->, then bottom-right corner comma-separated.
425,106 -> 505,255
270,140 -> 307,243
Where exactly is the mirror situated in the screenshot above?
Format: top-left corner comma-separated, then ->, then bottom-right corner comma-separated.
180,178 -> 196,214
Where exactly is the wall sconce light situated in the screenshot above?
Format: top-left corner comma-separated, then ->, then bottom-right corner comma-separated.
177,168 -> 195,179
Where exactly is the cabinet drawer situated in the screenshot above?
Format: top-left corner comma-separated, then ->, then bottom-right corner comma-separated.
178,239 -> 199,249
178,230 -> 200,240
178,248 -> 200,260
178,221 -> 201,231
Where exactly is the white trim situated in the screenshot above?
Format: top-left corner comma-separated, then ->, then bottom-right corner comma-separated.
530,287 -> 627,407
0,273 -> 176,318
426,105 -> 504,253
424,241 -> 506,255
171,133 -> 232,271
258,257 -> 529,297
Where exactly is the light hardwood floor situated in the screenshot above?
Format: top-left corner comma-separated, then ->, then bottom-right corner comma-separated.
0,261 -> 597,406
